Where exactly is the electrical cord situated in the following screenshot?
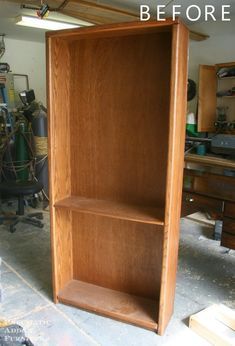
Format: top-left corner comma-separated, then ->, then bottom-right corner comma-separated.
52,0 -> 69,11
21,0 -> 69,13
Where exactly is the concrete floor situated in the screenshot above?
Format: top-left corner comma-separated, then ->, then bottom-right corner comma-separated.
0,207 -> 234,346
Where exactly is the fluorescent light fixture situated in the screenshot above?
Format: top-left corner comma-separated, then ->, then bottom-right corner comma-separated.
15,15 -> 79,30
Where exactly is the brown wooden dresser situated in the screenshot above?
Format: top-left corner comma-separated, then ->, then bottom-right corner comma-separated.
182,154 -> 235,250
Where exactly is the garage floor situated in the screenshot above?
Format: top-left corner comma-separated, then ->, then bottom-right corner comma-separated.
0,206 -> 234,346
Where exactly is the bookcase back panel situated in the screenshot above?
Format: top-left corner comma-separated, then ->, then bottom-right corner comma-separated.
72,212 -> 163,300
69,32 -> 172,207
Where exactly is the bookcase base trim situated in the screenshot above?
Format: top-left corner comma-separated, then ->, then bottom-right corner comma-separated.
58,280 -> 158,331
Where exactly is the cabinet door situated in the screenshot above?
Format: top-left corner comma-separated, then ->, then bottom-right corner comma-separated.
198,64 -> 217,132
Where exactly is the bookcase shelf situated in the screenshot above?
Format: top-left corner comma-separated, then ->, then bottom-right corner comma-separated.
58,280 -> 158,331
55,196 -> 165,225
47,20 -> 188,335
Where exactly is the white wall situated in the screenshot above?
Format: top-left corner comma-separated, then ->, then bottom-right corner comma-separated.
1,37 -> 46,105
188,16 -> 235,112
1,17 -> 234,111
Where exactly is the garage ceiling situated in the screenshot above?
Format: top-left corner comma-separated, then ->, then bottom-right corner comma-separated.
0,1 -> 92,42
0,0 -> 234,42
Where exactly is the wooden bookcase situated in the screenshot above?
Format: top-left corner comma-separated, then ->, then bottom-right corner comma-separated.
198,61 -> 235,132
47,20 -> 189,335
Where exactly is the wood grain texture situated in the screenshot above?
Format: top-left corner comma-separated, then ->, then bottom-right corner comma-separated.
70,0 -> 138,18
47,37 -> 72,300
72,212 -> 163,299
222,217 -> 235,235
46,38 -> 71,203
53,209 -> 73,294
198,65 -> 217,132
224,202 -> 235,218
70,32 -> 171,207
47,21 -> 189,333
59,0 -> 138,25
158,22 -> 189,335
221,231 -> 235,250
62,8 -> 135,25
55,196 -> 165,225
46,19 -> 177,39
58,280 -> 158,331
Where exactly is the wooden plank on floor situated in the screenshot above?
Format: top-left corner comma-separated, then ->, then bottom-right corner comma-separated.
212,304 -> 235,331
189,305 -> 235,346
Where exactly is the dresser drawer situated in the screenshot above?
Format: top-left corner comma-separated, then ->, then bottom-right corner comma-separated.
181,192 -> 223,217
221,232 -> 235,250
221,217 -> 235,250
224,202 -> 235,218
222,217 -> 235,235
184,170 -> 235,202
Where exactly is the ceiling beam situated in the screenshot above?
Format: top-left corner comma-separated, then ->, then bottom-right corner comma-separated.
70,0 -> 138,18
61,8 -> 119,25
10,0 -> 209,40
189,30 -> 209,41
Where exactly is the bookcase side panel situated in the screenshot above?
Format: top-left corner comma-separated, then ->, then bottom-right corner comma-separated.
158,23 -> 189,335
53,209 -> 73,297
47,37 -> 73,299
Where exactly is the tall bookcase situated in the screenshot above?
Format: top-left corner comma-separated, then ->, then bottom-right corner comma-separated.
47,19 -> 189,335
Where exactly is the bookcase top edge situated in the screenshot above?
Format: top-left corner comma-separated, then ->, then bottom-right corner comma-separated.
46,18 -> 181,40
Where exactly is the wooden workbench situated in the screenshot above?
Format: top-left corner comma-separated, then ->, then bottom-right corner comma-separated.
182,153 -> 235,250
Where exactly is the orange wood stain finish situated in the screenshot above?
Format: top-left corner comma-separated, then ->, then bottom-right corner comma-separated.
47,20 -> 189,334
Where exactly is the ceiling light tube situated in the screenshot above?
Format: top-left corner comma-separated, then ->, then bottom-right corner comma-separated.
15,15 -> 79,30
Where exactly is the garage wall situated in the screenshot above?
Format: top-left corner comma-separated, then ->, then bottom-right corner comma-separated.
2,17 -> 234,112
188,15 -> 235,113
2,37 -> 46,105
